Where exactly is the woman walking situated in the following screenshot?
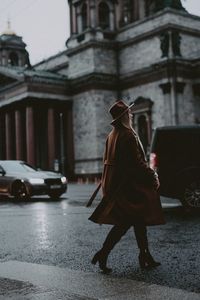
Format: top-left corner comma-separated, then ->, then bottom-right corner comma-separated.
88,100 -> 165,274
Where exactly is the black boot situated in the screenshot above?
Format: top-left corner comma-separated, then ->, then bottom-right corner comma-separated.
92,224 -> 130,273
91,249 -> 112,274
134,223 -> 161,270
138,249 -> 161,269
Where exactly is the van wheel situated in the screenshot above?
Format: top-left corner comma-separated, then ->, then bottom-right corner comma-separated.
182,180 -> 200,208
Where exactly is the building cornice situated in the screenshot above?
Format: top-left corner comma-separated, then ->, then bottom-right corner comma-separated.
68,58 -> 199,93
0,80 -> 70,108
119,23 -> 200,49
33,50 -> 68,68
117,8 -> 200,36
120,59 -> 199,89
66,39 -> 118,57
69,72 -> 119,94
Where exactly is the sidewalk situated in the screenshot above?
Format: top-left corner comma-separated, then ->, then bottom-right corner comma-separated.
68,183 -> 182,209
0,260 -> 199,300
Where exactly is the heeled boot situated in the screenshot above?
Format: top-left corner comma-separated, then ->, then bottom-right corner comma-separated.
92,224 -> 130,273
91,249 -> 112,274
134,223 -> 161,270
138,249 -> 161,269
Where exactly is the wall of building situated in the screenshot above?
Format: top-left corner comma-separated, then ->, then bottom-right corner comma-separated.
68,44 -> 117,79
177,81 -> 196,124
181,33 -> 200,59
117,9 -> 200,42
93,47 -> 117,74
122,81 -> 166,129
34,51 -> 69,76
119,35 -> 161,75
68,47 -> 95,79
72,89 -> 117,175
1,5 -> 199,178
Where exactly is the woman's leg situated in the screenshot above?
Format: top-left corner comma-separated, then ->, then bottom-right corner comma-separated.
102,223 -> 131,253
133,222 -> 161,269
92,223 -> 131,273
133,222 -> 148,252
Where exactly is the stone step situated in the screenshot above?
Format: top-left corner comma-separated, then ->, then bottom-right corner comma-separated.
0,261 -> 199,300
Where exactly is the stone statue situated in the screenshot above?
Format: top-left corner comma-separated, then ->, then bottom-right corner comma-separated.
155,0 -> 186,12
172,30 -> 182,57
160,30 -> 182,58
160,31 -> 170,57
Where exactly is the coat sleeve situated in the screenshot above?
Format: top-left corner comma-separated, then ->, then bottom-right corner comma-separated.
122,131 -> 158,186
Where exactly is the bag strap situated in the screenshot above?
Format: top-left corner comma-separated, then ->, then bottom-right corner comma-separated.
86,181 -> 102,207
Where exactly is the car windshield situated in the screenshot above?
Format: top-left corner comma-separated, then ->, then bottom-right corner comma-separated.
0,162 -> 37,173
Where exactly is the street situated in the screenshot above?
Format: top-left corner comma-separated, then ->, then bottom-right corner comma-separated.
0,183 -> 199,298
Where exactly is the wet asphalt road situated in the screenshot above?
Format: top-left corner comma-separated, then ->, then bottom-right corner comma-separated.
0,183 -> 199,294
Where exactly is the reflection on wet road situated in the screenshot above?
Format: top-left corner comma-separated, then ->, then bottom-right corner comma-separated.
0,184 -> 199,294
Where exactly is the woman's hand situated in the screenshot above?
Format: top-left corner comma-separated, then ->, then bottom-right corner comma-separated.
153,172 -> 160,190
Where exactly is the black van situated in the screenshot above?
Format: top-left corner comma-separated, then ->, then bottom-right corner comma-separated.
150,125 -> 200,208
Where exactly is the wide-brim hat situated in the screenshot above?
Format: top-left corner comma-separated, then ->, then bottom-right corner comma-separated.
109,100 -> 135,125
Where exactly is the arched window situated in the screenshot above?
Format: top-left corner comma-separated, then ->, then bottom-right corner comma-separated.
81,3 -> 87,31
9,52 -> 19,66
132,97 -> 153,154
99,2 -> 110,30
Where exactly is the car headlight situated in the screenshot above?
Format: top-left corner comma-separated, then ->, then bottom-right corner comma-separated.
61,176 -> 67,184
29,178 -> 45,184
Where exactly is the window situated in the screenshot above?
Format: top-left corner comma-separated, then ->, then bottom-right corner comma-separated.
81,3 -> 87,31
99,2 -> 110,30
132,97 -> 153,154
9,52 -> 19,66
124,0 -> 134,23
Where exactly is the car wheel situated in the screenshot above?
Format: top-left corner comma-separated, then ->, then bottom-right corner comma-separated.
12,181 -> 30,201
182,180 -> 200,209
48,191 -> 62,199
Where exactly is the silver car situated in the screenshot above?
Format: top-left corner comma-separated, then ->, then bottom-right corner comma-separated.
0,160 -> 67,200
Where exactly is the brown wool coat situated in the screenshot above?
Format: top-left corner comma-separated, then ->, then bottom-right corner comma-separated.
89,125 -> 165,226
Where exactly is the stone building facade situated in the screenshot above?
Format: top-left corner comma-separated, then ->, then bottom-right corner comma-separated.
0,0 -> 200,179
0,25 -> 74,177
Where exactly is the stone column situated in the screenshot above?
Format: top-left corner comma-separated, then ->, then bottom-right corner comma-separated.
176,82 -> 186,124
66,107 -> 74,178
134,0 -> 140,20
5,112 -> 12,159
90,0 -> 96,28
70,3 -> 73,34
110,8 -> 115,31
15,110 -> 23,160
138,0 -> 145,19
159,82 -> 172,125
193,83 -> 200,123
26,106 -> 36,166
77,6 -> 82,34
47,108 -> 56,170
86,0 -> 90,28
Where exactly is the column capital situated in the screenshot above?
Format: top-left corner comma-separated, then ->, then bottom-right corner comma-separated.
159,82 -> 171,94
159,82 -> 186,94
